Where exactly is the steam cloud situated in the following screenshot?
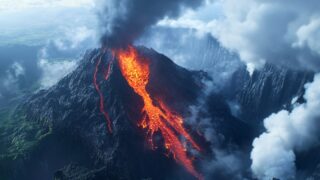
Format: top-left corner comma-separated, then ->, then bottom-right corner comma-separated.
211,0 -> 320,72
38,59 -> 77,89
96,0 -> 204,48
251,74 -> 320,179
159,0 -> 320,72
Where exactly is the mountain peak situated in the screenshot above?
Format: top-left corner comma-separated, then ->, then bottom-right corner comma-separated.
2,46 -> 209,180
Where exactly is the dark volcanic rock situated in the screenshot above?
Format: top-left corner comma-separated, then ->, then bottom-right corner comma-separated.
225,64 -> 314,131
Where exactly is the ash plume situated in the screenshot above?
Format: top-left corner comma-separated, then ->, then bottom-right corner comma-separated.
96,0 -> 204,48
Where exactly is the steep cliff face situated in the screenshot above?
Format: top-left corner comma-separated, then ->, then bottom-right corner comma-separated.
226,64 -> 314,128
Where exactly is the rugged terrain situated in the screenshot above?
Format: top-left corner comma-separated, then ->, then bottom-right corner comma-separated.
0,46 -> 314,180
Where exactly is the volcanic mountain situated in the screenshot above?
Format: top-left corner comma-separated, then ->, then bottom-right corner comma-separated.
0,43 -> 315,180
0,46 -> 252,180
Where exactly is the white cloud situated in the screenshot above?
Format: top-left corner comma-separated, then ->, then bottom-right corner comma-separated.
2,62 -> 25,91
38,59 -> 77,89
52,26 -> 98,51
0,0 -> 97,46
0,0 -> 94,11
294,18 -> 320,55
159,0 -> 320,72
11,62 -> 25,77
250,73 -> 320,179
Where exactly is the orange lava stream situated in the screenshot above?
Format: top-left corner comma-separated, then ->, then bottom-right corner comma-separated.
93,50 -> 113,133
116,46 -> 203,180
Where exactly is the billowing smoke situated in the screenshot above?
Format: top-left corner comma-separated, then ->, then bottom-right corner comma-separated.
96,0 -> 204,48
184,78 -> 250,179
159,0 -> 320,72
211,0 -> 320,72
251,74 -> 320,179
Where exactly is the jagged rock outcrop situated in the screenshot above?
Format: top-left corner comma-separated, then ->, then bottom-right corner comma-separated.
225,64 -> 314,131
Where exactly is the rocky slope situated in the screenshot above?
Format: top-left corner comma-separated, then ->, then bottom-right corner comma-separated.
0,46 -> 252,180
224,63 -> 314,130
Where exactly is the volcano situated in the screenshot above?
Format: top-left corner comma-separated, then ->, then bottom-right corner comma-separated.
0,45 -> 254,180
0,44 -> 313,180
0,46 -> 213,180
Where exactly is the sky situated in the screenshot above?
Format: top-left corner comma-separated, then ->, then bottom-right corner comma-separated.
0,0 -> 98,103
0,0 -> 94,10
0,0 -> 96,46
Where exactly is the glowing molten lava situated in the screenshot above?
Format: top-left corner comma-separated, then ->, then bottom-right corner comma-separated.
93,50 -> 113,133
116,46 -> 203,179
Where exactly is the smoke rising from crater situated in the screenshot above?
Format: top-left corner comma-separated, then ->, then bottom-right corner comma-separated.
96,0 -> 204,48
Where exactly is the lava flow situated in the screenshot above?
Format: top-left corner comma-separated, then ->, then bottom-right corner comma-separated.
116,46 -> 203,180
93,50 -> 113,133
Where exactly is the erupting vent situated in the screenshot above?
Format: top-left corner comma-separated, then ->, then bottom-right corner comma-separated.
116,46 -> 203,179
93,46 -> 202,179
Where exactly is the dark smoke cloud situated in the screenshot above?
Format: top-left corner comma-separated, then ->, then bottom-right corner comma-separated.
97,0 -> 204,48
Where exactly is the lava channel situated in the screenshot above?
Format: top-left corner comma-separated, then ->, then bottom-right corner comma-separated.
116,46 -> 203,180
93,49 -> 113,133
